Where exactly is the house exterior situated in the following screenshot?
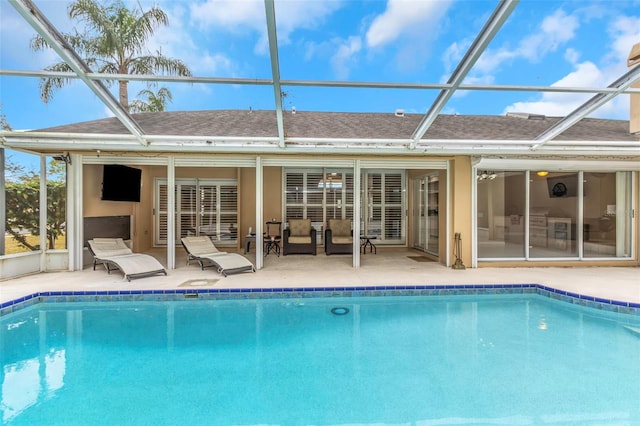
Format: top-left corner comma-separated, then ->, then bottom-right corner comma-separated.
1,109 -> 638,280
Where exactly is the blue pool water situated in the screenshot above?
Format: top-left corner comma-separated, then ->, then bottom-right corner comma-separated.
1,294 -> 639,425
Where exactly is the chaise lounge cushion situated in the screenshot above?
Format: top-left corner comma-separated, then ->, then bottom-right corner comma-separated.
288,219 -> 312,244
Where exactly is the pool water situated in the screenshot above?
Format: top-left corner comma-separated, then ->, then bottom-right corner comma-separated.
2,295 -> 639,425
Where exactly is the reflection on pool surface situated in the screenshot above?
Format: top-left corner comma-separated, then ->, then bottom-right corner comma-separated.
2,295 -> 639,424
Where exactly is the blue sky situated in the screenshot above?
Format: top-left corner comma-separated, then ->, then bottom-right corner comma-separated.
1,0 -> 640,132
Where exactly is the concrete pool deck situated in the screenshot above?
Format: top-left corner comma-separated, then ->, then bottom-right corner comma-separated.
2,249 -> 639,305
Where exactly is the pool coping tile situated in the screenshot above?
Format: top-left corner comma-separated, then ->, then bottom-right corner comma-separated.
0,283 -> 638,317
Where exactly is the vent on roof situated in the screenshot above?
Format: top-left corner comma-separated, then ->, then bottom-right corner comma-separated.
506,112 -> 546,120
395,109 -> 405,117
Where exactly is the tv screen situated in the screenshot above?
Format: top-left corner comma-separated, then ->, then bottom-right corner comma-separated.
547,175 -> 578,198
101,164 -> 142,202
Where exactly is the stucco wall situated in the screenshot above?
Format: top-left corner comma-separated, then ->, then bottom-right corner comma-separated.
450,156 -> 472,267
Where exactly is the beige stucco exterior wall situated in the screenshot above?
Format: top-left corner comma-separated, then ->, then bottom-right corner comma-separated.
263,166 -> 283,224
449,156 -> 472,267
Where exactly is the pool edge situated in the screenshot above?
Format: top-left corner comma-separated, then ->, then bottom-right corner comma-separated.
2,284 -> 638,317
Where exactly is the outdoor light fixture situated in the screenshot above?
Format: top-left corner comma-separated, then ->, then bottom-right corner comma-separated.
53,153 -> 71,165
476,170 -> 497,181
536,171 -> 549,177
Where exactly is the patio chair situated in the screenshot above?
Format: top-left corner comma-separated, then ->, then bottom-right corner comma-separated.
87,238 -> 167,281
181,236 -> 255,277
283,218 -> 317,255
324,219 -> 353,255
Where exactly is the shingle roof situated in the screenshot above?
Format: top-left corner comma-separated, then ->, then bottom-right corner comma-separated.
35,110 -> 638,142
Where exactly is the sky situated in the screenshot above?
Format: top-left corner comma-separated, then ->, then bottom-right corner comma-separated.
1,0 -> 640,133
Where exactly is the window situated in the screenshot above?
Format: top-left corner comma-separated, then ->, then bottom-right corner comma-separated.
155,178 -> 238,246
362,171 -> 405,243
46,155 -> 67,250
284,169 -> 352,244
2,149 -> 41,254
284,169 -> 406,245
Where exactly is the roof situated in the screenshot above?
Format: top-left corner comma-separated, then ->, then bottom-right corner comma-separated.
36,109 -> 637,142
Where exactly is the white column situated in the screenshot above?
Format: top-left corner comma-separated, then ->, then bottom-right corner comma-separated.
39,156 -> 47,271
69,154 -> 83,271
256,156 -> 264,269
167,156 -> 176,270
353,160 -> 361,268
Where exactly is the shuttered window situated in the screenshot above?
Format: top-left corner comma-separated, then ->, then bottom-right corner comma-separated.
155,178 -> 238,246
362,171 -> 405,244
284,169 -> 404,245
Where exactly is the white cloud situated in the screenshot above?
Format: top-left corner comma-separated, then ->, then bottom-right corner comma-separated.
330,36 -> 363,79
0,2 -> 73,69
504,61 -> 600,116
442,39 -> 471,78
564,48 -> 581,64
475,9 -> 579,74
190,0 -> 342,55
503,13 -> 640,119
606,15 -> 640,68
365,0 -> 452,48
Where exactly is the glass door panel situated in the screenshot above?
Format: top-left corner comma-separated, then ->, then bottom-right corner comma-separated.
477,171 -> 526,259
583,172 -> 632,258
529,172 -> 578,258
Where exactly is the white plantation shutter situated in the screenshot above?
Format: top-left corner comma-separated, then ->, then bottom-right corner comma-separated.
156,181 -> 169,243
218,185 -> 238,242
199,185 -> 217,232
284,169 -> 356,244
383,173 -> 403,242
362,171 -> 405,244
178,182 -> 197,239
155,178 -> 238,246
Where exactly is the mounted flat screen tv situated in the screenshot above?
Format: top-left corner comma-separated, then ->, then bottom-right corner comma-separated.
101,164 -> 141,202
547,175 -> 579,198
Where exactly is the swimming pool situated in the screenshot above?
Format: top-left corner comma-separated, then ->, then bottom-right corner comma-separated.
2,294 -> 639,424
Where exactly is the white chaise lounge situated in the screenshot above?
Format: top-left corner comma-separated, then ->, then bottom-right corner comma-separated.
87,238 -> 167,281
181,236 -> 255,277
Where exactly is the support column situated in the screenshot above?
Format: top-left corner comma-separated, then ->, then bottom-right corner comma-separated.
256,156 -> 263,269
69,154 -> 83,271
353,160 -> 361,268
167,157 -> 176,270
39,156 -> 47,271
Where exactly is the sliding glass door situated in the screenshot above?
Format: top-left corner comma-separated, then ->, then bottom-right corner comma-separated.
476,169 -> 633,261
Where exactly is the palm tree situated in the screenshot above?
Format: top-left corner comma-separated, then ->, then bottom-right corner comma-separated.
30,0 -> 191,110
129,86 -> 173,113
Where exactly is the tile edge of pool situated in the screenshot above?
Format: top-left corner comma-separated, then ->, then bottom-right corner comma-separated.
1,284 -> 639,317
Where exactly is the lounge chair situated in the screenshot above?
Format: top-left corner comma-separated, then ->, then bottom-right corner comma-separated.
181,236 -> 255,276
87,238 -> 167,281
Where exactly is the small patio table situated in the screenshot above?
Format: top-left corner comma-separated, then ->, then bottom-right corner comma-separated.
360,235 -> 377,254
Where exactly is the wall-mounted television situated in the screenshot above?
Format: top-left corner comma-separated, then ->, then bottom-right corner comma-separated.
101,164 -> 142,202
547,175 -> 579,198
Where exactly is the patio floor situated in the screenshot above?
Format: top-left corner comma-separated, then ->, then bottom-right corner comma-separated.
2,248 -> 639,304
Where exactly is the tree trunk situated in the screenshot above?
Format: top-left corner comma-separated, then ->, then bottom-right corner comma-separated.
119,80 -> 129,110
